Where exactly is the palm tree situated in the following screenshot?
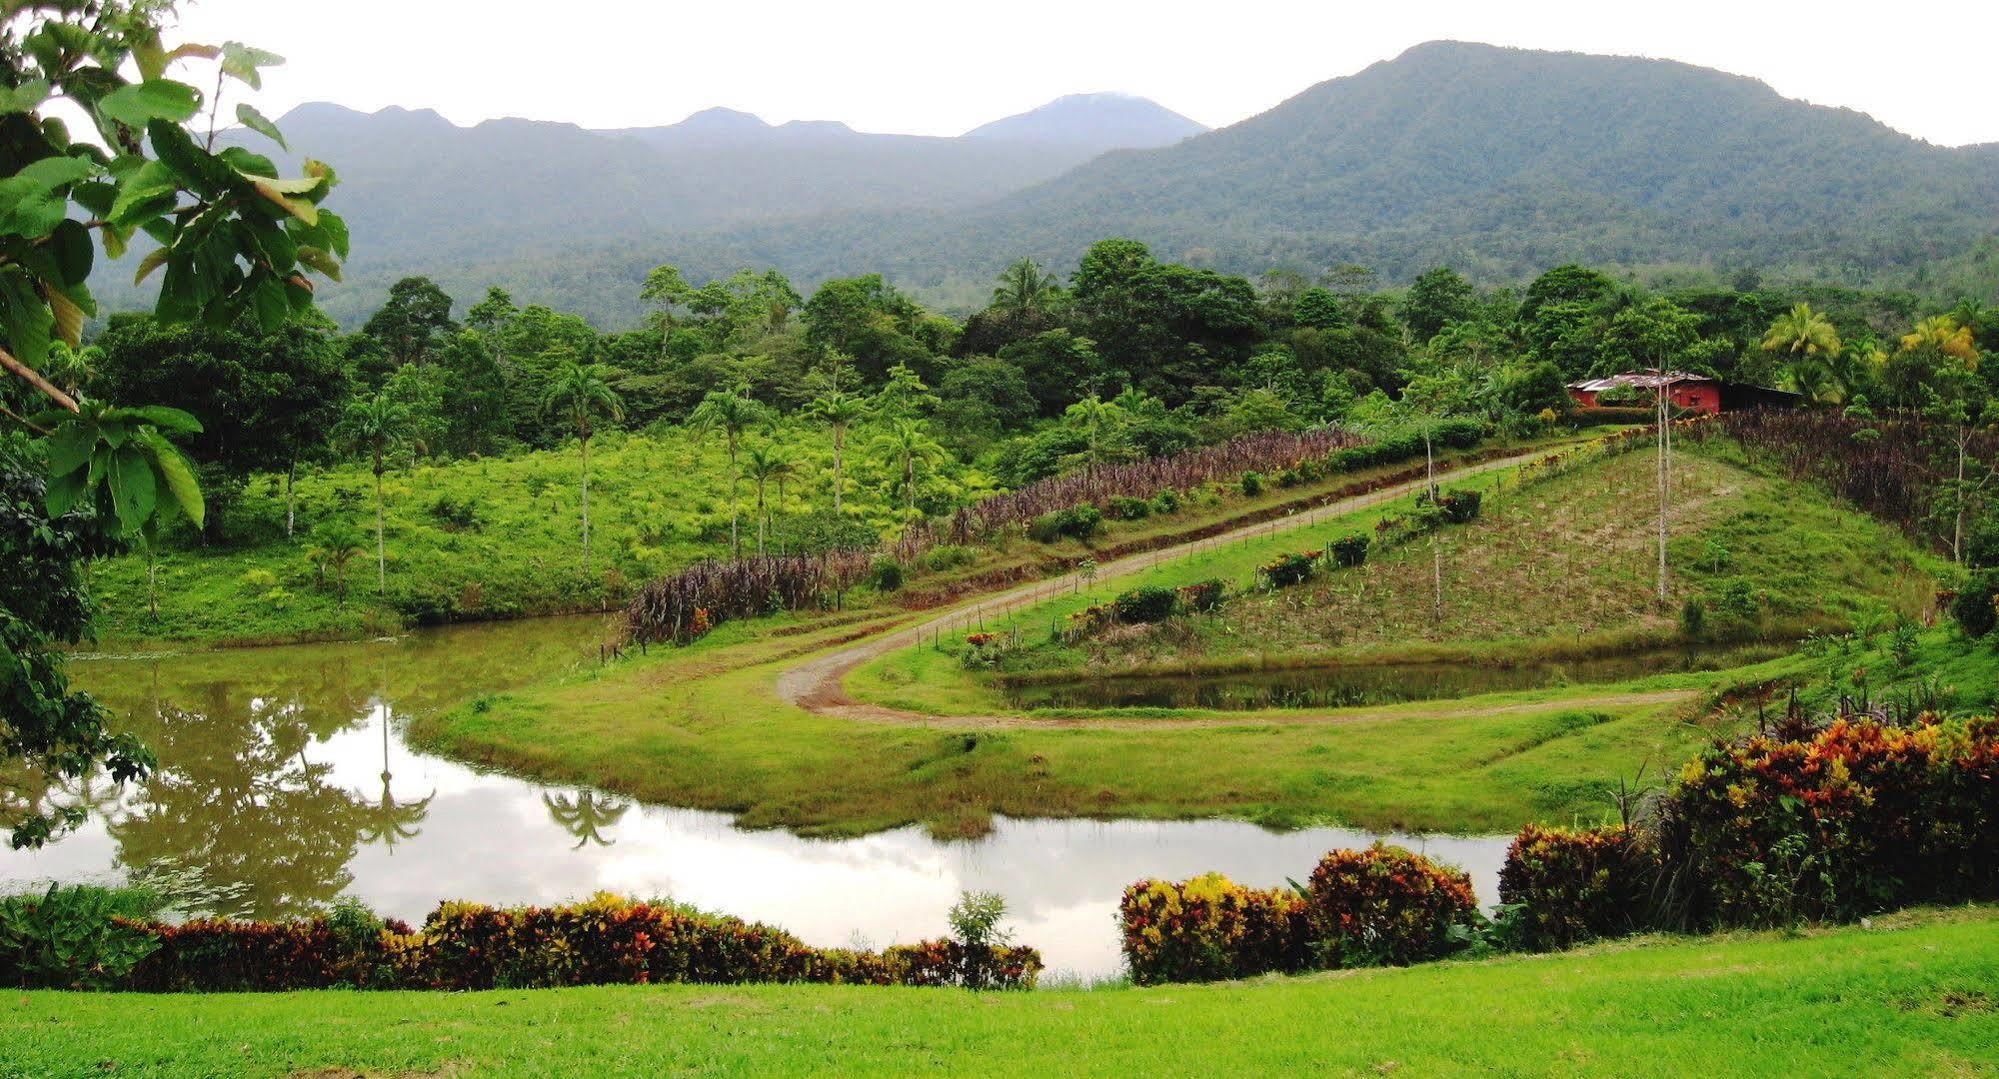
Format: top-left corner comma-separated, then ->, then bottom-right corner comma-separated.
992,257 -> 1060,316
688,388 -> 770,557
1761,303 -> 1843,403
336,392 -> 418,594
869,417 -> 946,513
542,360 -> 624,564
1062,395 -> 1129,469
740,441 -> 797,556
808,389 -> 867,514
304,521 -> 367,607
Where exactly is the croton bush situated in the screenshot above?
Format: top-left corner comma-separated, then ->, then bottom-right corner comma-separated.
1306,843 -> 1481,968
1119,845 -> 1478,984
1497,824 -> 1657,951
1656,715 -> 1999,928
1258,550 -> 1319,589
8,894 -> 1040,993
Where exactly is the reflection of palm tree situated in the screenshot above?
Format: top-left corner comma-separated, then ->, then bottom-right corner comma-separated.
542,790 -> 629,850
357,708 -> 433,852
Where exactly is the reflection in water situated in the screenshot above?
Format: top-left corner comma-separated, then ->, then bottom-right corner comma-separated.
543,790 -> 630,849
0,615 -> 1511,978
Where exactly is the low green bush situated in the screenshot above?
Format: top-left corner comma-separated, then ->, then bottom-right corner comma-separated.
1258,550 -> 1318,589
1239,471 -> 1265,497
924,544 -> 977,572
1027,505 -> 1104,543
1328,534 -> 1369,568
1105,496 -> 1151,521
0,885 -> 161,990
869,557 -> 904,593
1149,489 -> 1181,515
1176,578 -> 1225,613
1949,569 -> 1999,637
1118,874 -> 1309,986
1112,585 -> 1179,624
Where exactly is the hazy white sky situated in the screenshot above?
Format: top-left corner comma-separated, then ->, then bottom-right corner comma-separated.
171,0 -> 1999,146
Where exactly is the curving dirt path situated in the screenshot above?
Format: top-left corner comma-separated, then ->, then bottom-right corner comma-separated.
773,448 -> 1615,728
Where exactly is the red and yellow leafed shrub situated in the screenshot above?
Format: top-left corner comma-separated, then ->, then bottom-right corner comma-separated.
104,894 -> 1039,993
1497,824 -> 1657,951
1305,844 -> 1479,967
1657,716 -> 1999,927
1117,873 -> 1309,985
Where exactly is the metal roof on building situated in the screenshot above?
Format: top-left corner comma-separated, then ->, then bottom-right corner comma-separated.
1566,370 -> 1717,392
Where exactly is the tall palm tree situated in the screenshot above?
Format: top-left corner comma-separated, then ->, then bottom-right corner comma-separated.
688,388 -> 770,557
1062,394 -> 1128,469
992,257 -> 1060,316
542,360 -> 625,565
807,389 -> 866,514
336,392 -> 418,594
1761,303 -> 1843,403
740,441 -> 797,556
869,417 -> 946,514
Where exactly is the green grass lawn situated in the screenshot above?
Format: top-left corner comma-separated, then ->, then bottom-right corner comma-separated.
8,906 -> 1995,1077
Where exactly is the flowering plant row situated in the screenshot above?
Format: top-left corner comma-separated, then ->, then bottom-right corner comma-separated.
1119,844 -> 1480,985
9,894 -> 1041,993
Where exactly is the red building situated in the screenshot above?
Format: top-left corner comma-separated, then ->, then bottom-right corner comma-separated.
1567,371 -> 1724,414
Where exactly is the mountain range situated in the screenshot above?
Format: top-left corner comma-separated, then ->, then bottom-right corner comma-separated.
100,42 -> 1999,327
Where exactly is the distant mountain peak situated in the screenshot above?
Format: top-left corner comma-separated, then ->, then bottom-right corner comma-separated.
671,106 -> 773,136
963,92 -> 1206,148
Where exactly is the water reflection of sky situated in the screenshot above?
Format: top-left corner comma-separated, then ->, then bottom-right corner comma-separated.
1,621 -> 1509,981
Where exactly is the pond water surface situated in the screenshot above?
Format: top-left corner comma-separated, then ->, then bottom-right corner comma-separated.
1,616 -> 1509,980
1003,643 -> 1791,711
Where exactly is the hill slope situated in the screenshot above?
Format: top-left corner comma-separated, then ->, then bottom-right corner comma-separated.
694,41 -> 1999,292
962,92 -> 1206,146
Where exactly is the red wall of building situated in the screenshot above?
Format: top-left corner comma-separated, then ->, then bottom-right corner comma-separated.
1568,384 -> 1722,414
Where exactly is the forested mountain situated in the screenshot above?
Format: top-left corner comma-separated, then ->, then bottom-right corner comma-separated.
90,42 -> 1999,328
961,93 -> 1206,146
689,41 -> 1999,299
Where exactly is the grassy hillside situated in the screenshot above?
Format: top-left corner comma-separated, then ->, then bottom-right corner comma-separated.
8,907 -> 1995,1076
1043,445 -> 1938,674
88,424 -> 986,646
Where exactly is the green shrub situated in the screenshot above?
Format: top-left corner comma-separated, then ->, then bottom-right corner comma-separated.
1305,844 -> 1480,968
870,557 -> 904,592
1027,505 -> 1103,543
1239,471 -> 1265,497
1680,597 -> 1707,639
0,884 -> 161,990
1497,825 -> 1657,951
1950,570 -> 1999,637
1113,585 -> 1179,624
1258,550 -> 1318,589
924,544 -> 977,572
1149,489 -> 1181,515
1419,487 -> 1482,524
1176,578 -> 1225,613
1328,534 -> 1369,568
1106,495 -> 1151,520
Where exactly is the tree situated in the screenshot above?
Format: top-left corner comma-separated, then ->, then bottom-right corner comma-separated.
93,313 -> 350,538
303,520 -> 366,607
688,388 -> 770,556
741,441 -> 796,555
639,264 -> 691,359
991,258 -> 1061,317
1400,267 -> 1479,344
336,392 -> 418,594
362,277 -> 456,369
807,389 -> 866,514
0,3 -> 344,847
1604,298 -> 1704,599
542,361 -> 624,564
1061,394 -> 1131,469
1760,303 -> 1843,403
869,417 -> 946,513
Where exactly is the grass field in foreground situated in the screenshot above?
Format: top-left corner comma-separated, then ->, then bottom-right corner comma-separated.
7,907 -> 1996,1077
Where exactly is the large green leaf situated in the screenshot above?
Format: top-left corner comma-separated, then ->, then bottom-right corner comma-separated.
42,465 -> 85,518
97,80 -> 201,127
220,42 -> 284,89
143,433 -> 204,528
49,218 -> 93,284
44,419 -> 94,477
0,78 -> 50,113
122,405 -> 203,434
107,446 -> 157,534
234,104 -> 287,150
16,155 -> 96,189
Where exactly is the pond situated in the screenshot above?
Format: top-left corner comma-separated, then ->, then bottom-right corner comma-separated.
1,616 -> 1508,981
1002,643 -> 1790,712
